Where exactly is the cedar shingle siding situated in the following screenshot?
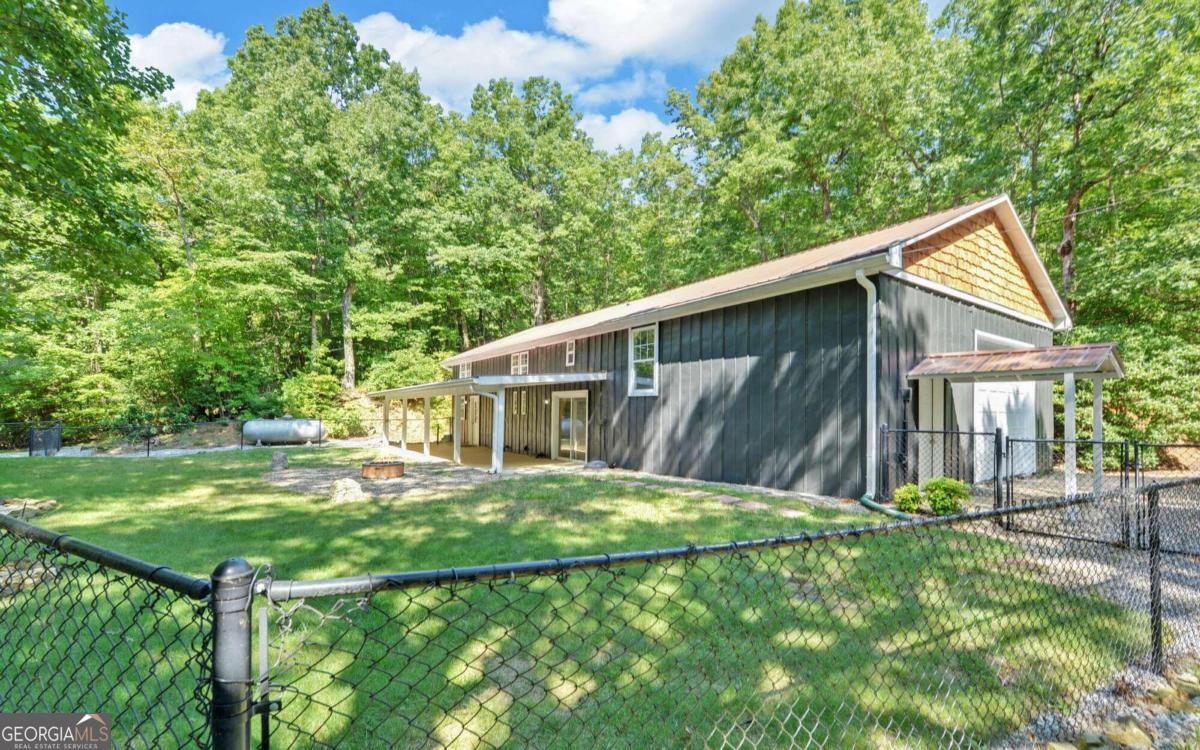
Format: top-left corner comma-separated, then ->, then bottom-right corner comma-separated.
904,210 -> 1053,323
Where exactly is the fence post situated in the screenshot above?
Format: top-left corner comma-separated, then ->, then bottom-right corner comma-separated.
211,558 -> 254,750
1148,486 -> 1164,675
993,427 -> 1003,512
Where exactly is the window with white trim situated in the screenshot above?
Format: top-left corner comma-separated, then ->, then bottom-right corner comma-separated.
628,324 -> 658,396
520,389 -> 527,416
565,340 -> 576,367
510,351 -> 529,375
459,362 -> 471,378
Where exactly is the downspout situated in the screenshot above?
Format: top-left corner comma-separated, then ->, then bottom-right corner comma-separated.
855,269 -> 910,520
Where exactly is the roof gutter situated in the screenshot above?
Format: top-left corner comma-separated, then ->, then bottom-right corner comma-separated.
443,254 -> 895,367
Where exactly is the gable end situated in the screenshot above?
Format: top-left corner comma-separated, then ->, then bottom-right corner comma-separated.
903,210 -> 1053,324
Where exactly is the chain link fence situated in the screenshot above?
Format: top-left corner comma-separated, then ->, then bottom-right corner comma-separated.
1,472 -> 1197,748
879,426 -> 1004,508
0,513 -> 213,748
250,486 -> 1200,750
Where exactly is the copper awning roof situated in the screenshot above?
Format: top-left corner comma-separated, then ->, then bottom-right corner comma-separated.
908,343 -> 1123,382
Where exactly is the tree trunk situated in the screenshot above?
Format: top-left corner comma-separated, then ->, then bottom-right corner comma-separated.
458,312 -> 472,350
1056,190 -> 1084,317
531,267 -> 546,326
341,281 -> 356,389
310,311 -> 319,365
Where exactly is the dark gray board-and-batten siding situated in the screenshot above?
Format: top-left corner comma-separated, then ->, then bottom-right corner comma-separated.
466,279 -> 868,498
877,275 -> 1054,439
459,275 -> 1054,498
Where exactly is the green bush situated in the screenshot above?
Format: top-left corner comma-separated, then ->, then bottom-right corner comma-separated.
893,483 -> 921,513
279,373 -> 365,439
923,477 -> 969,516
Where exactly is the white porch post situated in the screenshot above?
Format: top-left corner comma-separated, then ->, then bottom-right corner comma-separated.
491,388 -> 506,473
400,399 -> 408,452
1064,372 -> 1077,496
423,396 -> 431,457
382,396 -> 391,443
1092,378 -> 1103,496
452,394 -> 462,464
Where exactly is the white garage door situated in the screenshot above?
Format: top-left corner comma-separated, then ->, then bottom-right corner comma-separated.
973,334 -> 1037,478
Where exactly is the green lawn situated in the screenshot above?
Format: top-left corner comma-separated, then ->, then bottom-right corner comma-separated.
0,450 -> 1151,749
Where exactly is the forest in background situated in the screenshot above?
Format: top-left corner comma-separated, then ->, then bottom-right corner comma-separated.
1,0 -> 1197,442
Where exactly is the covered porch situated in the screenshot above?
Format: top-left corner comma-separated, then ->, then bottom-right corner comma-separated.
908,342 -> 1124,496
367,372 -> 607,474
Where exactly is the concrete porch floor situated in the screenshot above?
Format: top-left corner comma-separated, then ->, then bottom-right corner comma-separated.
395,442 -> 573,472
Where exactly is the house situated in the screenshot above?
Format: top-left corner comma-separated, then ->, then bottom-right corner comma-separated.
370,195 -> 1122,499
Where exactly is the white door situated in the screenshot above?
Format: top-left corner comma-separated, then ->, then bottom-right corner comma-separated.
973,333 -> 1036,477
552,391 -> 588,461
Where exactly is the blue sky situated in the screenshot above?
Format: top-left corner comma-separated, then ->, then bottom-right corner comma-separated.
118,0 -> 949,151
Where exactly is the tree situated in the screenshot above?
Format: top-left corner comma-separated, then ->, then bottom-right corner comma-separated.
944,0 -> 1200,312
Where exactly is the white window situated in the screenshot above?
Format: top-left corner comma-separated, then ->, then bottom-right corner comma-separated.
510,351 -> 529,375
460,362 -> 471,378
520,389 -> 527,416
565,340 -> 576,367
628,324 -> 658,396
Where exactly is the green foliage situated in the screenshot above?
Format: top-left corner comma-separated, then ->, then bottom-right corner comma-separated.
362,347 -> 447,392
923,478 -> 969,516
279,373 -> 363,438
893,484 -> 922,514
280,374 -> 342,418
1,0 -> 1197,452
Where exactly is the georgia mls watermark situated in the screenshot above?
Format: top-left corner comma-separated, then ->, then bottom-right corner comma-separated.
0,714 -> 111,750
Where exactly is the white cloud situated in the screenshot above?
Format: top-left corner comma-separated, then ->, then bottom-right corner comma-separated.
356,13 -> 615,111
130,22 -> 228,109
580,108 -> 674,152
546,0 -> 781,65
576,69 -> 666,108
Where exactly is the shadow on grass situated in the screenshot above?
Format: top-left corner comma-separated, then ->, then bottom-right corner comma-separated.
262,523 -> 1147,749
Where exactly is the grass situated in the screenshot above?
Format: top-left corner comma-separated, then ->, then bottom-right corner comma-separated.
0,450 -> 1152,749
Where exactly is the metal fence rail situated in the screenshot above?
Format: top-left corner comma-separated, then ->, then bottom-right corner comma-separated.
1,478 -> 1197,749
0,514 -> 215,749
246,490 -> 1199,749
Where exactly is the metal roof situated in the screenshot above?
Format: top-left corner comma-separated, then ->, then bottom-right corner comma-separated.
445,195 -> 1070,367
367,372 -> 609,399
908,343 -> 1123,382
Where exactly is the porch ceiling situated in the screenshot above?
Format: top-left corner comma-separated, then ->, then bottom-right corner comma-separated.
907,343 -> 1122,382
367,371 -> 608,399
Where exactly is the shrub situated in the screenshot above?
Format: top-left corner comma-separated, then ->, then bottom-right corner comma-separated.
923,477 -> 969,516
893,483 -> 921,513
279,373 -> 365,439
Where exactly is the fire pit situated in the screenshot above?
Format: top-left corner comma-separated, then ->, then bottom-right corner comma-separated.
361,461 -> 405,480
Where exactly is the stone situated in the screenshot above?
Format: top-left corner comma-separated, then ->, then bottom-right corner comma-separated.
1045,743 -> 1076,750
0,498 -> 59,518
1102,718 -> 1153,748
712,494 -> 742,505
330,478 -> 367,503
1079,728 -> 1105,747
271,451 -> 288,471
584,460 -> 608,470
777,508 -> 806,519
0,560 -> 58,596
1173,673 -> 1200,698
736,500 -> 771,511
328,480 -> 364,504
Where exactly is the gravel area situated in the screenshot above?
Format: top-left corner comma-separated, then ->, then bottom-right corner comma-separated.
992,527 -> 1200,749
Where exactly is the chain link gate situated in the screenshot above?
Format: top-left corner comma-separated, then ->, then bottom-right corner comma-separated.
27,421 -> 62,456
